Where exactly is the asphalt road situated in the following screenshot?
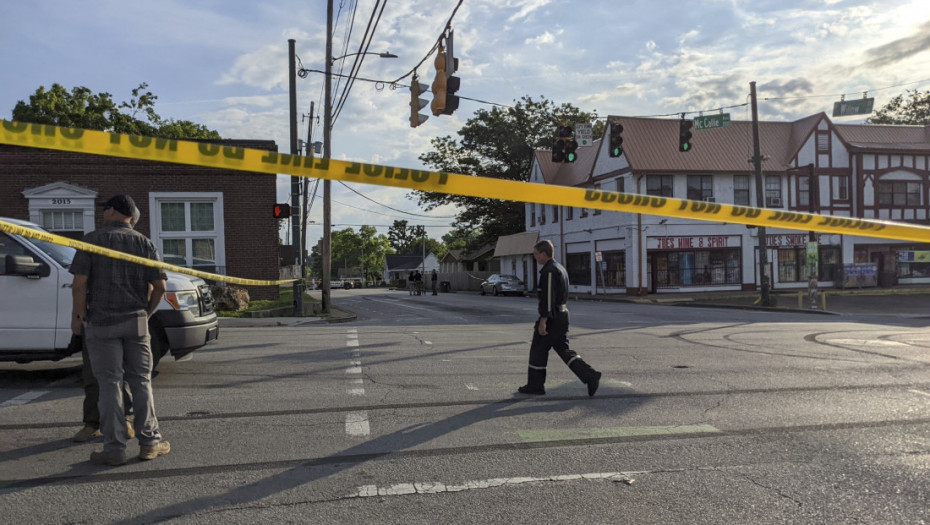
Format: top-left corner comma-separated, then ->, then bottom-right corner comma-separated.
1,288 -> 928,524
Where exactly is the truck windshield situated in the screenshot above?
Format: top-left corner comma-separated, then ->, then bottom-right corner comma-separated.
21,226 -> 76,268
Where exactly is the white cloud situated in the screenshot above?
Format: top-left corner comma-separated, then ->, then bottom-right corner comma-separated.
524,29 -> 563,47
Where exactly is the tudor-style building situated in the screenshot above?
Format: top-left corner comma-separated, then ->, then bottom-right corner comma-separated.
522,113 -> 930,295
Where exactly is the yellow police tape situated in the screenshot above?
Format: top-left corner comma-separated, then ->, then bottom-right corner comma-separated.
0,218 -> 295,287
2,119 -> 929,281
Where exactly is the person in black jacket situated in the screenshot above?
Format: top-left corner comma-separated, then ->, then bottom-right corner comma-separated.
518,240 -> 601,396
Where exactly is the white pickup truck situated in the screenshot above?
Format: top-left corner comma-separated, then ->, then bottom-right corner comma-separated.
0,217 -> 219,365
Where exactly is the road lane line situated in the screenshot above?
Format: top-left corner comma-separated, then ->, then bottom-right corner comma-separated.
345,411 -> 370,437
348,472 -> 636,498
465,383 -> 478,391
0,391 -> 50,409
910,389 -> 930,398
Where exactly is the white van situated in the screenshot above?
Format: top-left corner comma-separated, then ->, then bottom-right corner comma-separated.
0,217 -> 219,365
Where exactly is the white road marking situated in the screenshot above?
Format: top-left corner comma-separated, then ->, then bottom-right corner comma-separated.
910,389 -> 930,398
345,329 -> 369,434
345,411 -> 371,437
423,341 -> 433,345
0,391 -> 49,409
465,383 -> 479,391
348,472 -> 636,498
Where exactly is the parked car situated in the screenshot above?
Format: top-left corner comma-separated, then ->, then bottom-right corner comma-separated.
479,274 -> 525,296
0,217 -> 218,366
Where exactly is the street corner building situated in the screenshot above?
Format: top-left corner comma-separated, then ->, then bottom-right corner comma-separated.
0,139 -> 283,300
514,113 -> 930,296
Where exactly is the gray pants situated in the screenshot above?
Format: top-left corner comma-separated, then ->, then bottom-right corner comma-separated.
86,315 -> 162,454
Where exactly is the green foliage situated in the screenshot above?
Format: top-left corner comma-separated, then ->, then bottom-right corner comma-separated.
309,225 -> 394,281
11,82 -> 221,139
387,220 -> 427,254
416,95 -> 600,247
867,89 -> 930,125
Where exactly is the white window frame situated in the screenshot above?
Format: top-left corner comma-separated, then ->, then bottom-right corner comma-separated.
149,192 -> 226,273
22,182 -> 98,235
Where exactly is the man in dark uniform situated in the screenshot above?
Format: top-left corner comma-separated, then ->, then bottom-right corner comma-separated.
518,240 -> 601,396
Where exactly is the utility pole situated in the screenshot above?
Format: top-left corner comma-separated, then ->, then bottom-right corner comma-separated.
288,39 -> 303,317
321,0 -> 334,314
750,81 -> 770,306
302,101 -> 315,285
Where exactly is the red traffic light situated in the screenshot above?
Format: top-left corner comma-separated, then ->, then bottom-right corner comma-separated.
273,204 -> 291,219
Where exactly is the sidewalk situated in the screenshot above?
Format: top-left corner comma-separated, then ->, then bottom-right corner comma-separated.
218,304 -> 356,327
569,283 -> 930,317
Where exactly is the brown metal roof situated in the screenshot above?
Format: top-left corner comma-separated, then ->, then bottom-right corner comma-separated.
493,231 -> 539,257
833,122 -> 930,152
607,116 -> 798,173
533,138 -> 600,186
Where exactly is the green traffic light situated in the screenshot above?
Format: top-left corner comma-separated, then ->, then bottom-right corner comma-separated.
567,152 -> 577,162
611,147 -> 621,156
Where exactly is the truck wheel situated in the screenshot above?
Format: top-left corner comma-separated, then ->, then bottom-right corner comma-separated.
150,326 -> 169,368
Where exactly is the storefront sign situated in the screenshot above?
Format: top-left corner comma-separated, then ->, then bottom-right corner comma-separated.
766,233 -> 824,247
650,235 -> 740,250
898,250 -> 930,262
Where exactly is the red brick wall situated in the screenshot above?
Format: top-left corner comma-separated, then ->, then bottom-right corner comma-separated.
0,144 -> 281,300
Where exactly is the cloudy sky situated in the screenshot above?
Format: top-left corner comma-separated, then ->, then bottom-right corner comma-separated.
2,0 -> 929,248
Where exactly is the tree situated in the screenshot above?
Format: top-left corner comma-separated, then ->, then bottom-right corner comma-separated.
415,95 -> 601,247
11,82 -> 221,139
357,225 -> 393,283
310,225 -> 393,282
867,89 -> 930,125
387,220 -> 427,254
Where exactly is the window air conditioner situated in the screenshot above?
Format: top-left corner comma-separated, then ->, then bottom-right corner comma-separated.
766,197 -> 782,207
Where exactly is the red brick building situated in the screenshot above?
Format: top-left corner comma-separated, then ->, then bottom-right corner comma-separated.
0,141 -> 282,300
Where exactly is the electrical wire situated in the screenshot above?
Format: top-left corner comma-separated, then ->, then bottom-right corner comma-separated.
332,0 -> 387,125
337,181 -> 457,218
390,0 -> 464,84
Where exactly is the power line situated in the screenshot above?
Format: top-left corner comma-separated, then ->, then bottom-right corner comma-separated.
390,0 -> 465,84
337,181 -> 457,218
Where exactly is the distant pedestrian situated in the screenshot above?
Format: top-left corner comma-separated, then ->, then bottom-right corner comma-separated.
71,194 -> 171,466
408,272 -> 416,295
518,240 -> 601,397
414,270 -> 423,296
431,269 -> 438,295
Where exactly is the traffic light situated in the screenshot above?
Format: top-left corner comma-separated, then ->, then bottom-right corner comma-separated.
273,203 -> 291,219
409,74 -> 429,128
564,138 -> 578,163
430,32 -> 460,117
551,125 -> 574,163
679,119 -> 693,152
609,122 -> 624,158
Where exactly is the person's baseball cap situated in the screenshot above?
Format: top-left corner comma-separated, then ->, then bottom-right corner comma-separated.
100,194 -> 136,218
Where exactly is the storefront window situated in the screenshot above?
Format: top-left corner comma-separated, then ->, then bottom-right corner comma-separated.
595,251 -> 626,288
778,246 -> 840,282
654,249 -> 740,288
896,248 -> 930,278
566,252 -> 591,286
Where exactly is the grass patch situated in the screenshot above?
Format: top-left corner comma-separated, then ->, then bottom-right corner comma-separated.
216,287 -> 317,318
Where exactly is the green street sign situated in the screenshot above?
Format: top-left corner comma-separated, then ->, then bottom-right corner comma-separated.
693,113 -> 731,131
832,97 -> 874,117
